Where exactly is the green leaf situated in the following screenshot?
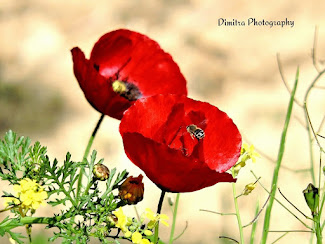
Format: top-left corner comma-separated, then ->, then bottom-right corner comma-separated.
0,130 -> 31,179
0,217 -> 25,244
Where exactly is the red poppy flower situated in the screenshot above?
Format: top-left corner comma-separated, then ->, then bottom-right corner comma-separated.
119,94 -> 242,192
71,29 -> 187,120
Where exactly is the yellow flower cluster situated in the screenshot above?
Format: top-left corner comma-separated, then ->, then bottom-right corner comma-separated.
113,207 -> 131,233
112,207 -> 169,244
5,178 -> 47,210
233,143 -> 260,176
144,208 -> 169,229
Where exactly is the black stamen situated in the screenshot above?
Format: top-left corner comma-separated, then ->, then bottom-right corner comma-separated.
93,63 -> 100,71
121,82 -> 142,101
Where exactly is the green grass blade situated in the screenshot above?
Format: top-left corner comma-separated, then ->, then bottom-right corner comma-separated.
261,67 -> 299,243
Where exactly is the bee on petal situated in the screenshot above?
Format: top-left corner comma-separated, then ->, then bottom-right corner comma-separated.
186,124 -> 205,140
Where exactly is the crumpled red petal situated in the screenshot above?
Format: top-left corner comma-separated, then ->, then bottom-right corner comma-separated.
71,29 -> 187,120
71,47 -> 130,119
120,94 -> 242,192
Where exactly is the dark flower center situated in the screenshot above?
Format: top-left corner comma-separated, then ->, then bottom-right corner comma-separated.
112,80 -> 142,101
93,63 -> 100,71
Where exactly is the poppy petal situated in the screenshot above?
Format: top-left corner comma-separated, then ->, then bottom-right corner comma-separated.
72,29 -> 187,120
120,94 -> 242,192
122,132 -> 235,192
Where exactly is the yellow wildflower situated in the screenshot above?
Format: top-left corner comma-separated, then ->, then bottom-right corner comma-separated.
131,231 -> 143,243
125,231 -> 132,238
13,178 -> 38,193
143,229 -> 153,236
241,143 -> 260,163
12,178 -> 47,210
130,231 -> 153,244
144,208 -> 169,229
140,239 -> 152,244
3,197 -> 20,208
19,189 -> 47,209
112,207 -> 128,232
233,143 -> 260,176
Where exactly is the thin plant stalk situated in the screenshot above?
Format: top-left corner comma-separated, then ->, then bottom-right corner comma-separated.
261,68 -> 299,244
314,213 -> 322,244
76,114 -> 105,197
153,190 -> 166,244
251,171 -> 312,230
314,152 -> 323,243
270,233 -> 289,244
303,69 -> 325,184
249,200 -> 260,244
169,193 -> 180,244
232,168 -> 244,244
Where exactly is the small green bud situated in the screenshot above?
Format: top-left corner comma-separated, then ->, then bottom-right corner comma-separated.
129,225 -> 136,231
167,195 -> 174,206
303,183 -> 319,216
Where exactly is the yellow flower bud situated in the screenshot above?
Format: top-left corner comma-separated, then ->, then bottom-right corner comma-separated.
243,183 -> 256,196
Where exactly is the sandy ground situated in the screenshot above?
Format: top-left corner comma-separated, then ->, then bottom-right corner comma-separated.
1,0 -> 325,243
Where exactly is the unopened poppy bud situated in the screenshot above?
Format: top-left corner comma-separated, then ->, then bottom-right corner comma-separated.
303,183 -> 319,216
93,163 -> 110,181
119,174 -> 144,205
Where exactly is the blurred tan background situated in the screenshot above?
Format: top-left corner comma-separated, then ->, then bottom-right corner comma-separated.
1,0 -> 325,243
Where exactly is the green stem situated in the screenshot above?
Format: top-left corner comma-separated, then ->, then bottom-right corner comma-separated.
76,114 -> 104,197
319,178 -> 325,231
154,190 -> 166,244
0,206 -> 15,213
314,213 -> 322,244
261,68 -> 299,244
251,171 -> 312,230
169,193 -> 180,244
20,216 -> 55,225
303,69 -> 325,183
83,178 -> 94,196
25,224 -> 32,243
232,169 -> 244,244
249,200 -> 260,244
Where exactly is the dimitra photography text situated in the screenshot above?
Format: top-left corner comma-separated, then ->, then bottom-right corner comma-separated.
218,18 -> 295,28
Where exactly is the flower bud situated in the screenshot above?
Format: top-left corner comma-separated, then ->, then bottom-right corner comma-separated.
144,229 -> 153,236
119,175 -> 144,205
93,163 -> 110,181
303,183 -> 319,216
233,161 -> 246,177
167,194 -> 174,206
243,183 -> 256,196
